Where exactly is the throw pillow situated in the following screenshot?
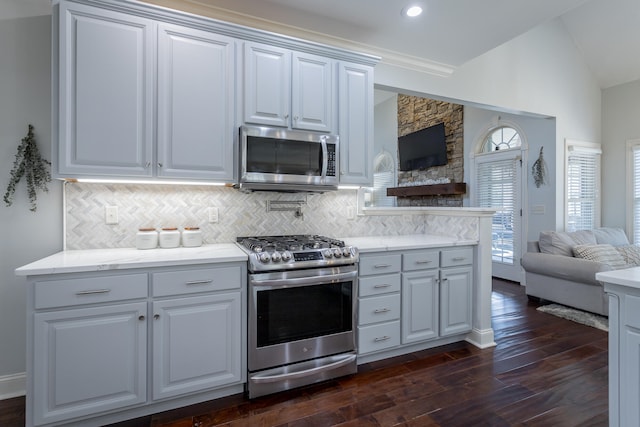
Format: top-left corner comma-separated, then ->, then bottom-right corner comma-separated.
573,244 -> 628,269
615,245 -> 640,266
593,227 -> 630,246
539,230 -> 597,257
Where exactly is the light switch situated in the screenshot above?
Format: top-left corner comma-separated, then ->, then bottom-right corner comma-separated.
531,204 -> 545,215
208,207 -> 219,223
105,206 -> 118,224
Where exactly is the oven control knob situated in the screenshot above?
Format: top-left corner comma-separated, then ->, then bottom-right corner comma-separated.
342,247 -> 352,257
332,248 -> 342,258
323,249 -> 333,258
271,252 -> 282,262
281,251 -> 292,261
258,253 -> 270,263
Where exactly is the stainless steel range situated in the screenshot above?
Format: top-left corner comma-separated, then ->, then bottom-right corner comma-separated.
236,235 -> 359,398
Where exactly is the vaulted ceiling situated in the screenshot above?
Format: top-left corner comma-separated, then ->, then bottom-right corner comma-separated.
3,0 -> 639,89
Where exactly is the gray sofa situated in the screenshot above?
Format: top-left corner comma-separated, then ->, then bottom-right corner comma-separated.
521,228 -> 640,316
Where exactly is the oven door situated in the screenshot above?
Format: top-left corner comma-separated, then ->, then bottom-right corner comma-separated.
248,265 -> 357,372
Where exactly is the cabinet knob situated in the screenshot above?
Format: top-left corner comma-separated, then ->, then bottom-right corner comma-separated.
284,114 -> 289,119
154,314 -> 160,320
138,315 -> 145,321
144,162 -> 151,169
294,115 -> 299,121
158,162 -> 163,168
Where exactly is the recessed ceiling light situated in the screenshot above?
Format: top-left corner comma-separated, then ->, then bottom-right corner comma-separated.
404,5 -> 423,18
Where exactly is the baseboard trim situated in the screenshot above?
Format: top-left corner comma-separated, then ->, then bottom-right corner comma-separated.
0,372 -> 26,400
465,328 -> 496,349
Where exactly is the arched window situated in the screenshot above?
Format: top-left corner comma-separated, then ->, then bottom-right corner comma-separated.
481,126 -> 522,153
370,150 -> 396,207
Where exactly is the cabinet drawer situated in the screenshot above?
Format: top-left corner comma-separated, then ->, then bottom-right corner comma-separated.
359,294 -> 400,325
152,265 -> 242,297
359,274 -> 401,297
403,250 -> 439,271
625,295 -> 640,329
359,254 -> 401,276
358,321 -> 400,354
441,247 -> 473,267
34,274 -> 148,309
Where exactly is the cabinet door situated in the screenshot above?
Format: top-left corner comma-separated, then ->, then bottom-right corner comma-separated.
244,42 -> 290,127
152,292 -> 242,400
57,2 -> 153,177
33,302 -> 147,425
291,52 -> 335,132
401,270 -> 439,344
338,61 -> 374,185
440,266 -> 473,336
157,24 -> 236,181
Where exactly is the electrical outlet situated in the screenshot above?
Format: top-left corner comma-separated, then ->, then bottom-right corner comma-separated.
105,206 -> 118,224
208,207 -> 219,223
346,206 -> 356,220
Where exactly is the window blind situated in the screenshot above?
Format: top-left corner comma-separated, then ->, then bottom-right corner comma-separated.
631,145 -> 640,243
566,149 -> 600,231
476,157 -> 517,264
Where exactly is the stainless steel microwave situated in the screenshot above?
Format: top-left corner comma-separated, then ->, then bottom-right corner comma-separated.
238,126 -> 339,192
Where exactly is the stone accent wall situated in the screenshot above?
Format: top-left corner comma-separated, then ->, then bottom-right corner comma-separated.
397,95 -> 464,207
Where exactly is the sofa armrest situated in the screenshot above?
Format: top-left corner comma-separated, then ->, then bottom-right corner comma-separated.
521,252 -> 612,286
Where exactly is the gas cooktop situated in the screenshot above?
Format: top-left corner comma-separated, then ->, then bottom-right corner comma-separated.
236,234 -> 358,272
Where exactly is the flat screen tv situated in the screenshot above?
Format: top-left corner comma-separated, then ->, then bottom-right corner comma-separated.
398,122 -> 447,171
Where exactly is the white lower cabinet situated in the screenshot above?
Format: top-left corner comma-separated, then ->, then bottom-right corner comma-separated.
27,263 -> 246,427
152,292 -> 242,400
33,301 -> 148,425
357,246 -> 473,361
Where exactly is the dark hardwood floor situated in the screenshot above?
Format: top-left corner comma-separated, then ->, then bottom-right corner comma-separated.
0,279 -> 608,426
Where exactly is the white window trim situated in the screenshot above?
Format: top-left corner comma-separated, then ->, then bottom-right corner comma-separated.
626,139 -> 640,243
564,138 -> 602,231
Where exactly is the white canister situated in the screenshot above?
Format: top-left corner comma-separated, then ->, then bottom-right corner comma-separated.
182,227 -> 203,247
136,228 -> 158,250
159,227 -> 180,248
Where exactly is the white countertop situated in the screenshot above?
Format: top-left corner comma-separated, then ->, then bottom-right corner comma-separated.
342,234 -> 477,252
16,234 -> 477,276
15,244 -> 248,276
596,267 -> 640,290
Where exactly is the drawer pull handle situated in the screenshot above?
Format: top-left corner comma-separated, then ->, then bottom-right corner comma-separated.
185,280 -> 213,286
75,289 -> 111,296
374,264 -> 391,269
374,308 -> 391,314
415,260 -> 432,264
138,315 -> 145,321
373,284 -> 391,289
154,314 -> 160,320
452,257 -> 466,262
374,336 -> 391,342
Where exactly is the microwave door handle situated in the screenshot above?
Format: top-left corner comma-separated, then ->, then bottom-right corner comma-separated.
320,138 -> 328,180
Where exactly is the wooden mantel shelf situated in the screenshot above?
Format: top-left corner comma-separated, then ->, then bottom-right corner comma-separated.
387,183 -> 467,197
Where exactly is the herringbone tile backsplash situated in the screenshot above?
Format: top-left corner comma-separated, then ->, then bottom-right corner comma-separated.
64,182 -> 478,250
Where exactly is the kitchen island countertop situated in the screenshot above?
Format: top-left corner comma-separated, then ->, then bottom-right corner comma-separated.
15,243 -> 248,276
342,234 -> 477,253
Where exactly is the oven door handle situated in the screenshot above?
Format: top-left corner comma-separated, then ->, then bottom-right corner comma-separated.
250,353 -> 356,384
251,271 -> 357,288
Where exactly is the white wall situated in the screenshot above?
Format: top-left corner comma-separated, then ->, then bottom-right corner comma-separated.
0,16 -> 63,397
375,18 -> 601,231
601,79 -> 640,231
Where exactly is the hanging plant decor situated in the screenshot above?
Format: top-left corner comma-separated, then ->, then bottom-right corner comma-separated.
531,146 -> 548,188
4,124 -> 52,212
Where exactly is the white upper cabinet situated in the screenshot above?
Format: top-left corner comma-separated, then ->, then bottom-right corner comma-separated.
157,23 -> 235,180
244,42 -> 336,132
57,2 -> 154,177
291,53 -> 335,132
338,61 -> 374,186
